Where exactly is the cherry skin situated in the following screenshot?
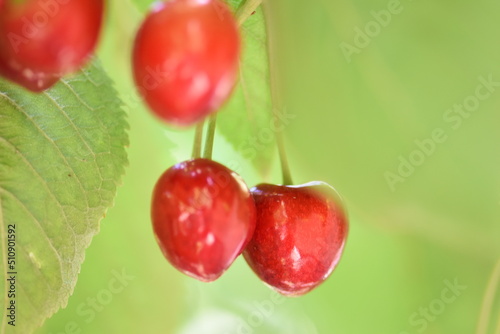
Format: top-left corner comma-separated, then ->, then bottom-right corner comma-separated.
151,159 -> 256,282
133,0 -> 240,126
0,0 -> 104,91
0,56 -> 58,92
243,182 -> 348,296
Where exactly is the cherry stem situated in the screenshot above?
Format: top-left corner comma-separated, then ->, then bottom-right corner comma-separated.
262,1 -> 293,186
475,258 -> 500,334
203,114 -> 217,160
236,0 -> 263,26
277,131 -> 293,185
192,121 -> 204,159
193,0 -> 260,161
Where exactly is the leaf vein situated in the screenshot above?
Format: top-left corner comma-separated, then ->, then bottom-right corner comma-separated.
0,92 -> 91,209
0,188 -> 64,282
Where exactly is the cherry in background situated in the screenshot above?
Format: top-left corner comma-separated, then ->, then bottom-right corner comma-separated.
151,159 -> 256,282
0,0 -> 104,91
133,0 -> 240,126
244,182 -> 348,296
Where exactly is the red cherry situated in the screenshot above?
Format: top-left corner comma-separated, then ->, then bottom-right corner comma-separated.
0,0 -> 104,91
0,56 -> 58,92
244,182 -> 348,296
151,159 -> 256,282
132,0 -> 240,126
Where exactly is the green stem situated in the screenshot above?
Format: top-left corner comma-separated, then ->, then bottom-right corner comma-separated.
203,114 -> 217,160
190,0 -> 262,161
235,0 -> 263,26
192,121 -> 204,159
262,1 -> 293,185
475,258 -> 500,334
192,0 -> 261,161
276,132 -> 293,185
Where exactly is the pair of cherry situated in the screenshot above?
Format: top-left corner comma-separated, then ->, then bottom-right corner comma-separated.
131,0 -> 349,296
0,0 -> 103,91
152,158 -> 348,296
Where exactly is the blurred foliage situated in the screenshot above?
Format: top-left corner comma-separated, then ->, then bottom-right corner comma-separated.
34,0 -> 500,333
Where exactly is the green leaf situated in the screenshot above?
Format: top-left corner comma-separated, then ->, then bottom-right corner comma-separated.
0,60 -> 128,333
217,1 -> 274,175
129,0 -> 274,174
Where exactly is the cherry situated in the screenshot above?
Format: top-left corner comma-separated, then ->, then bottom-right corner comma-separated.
132,0 -> 240,126
0,0 -> 104,91
0,56 -> 58,92
151,159 -> 256,282
243,182 -> 348,296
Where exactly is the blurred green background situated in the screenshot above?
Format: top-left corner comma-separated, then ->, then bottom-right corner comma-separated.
37,0 -> 500,333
